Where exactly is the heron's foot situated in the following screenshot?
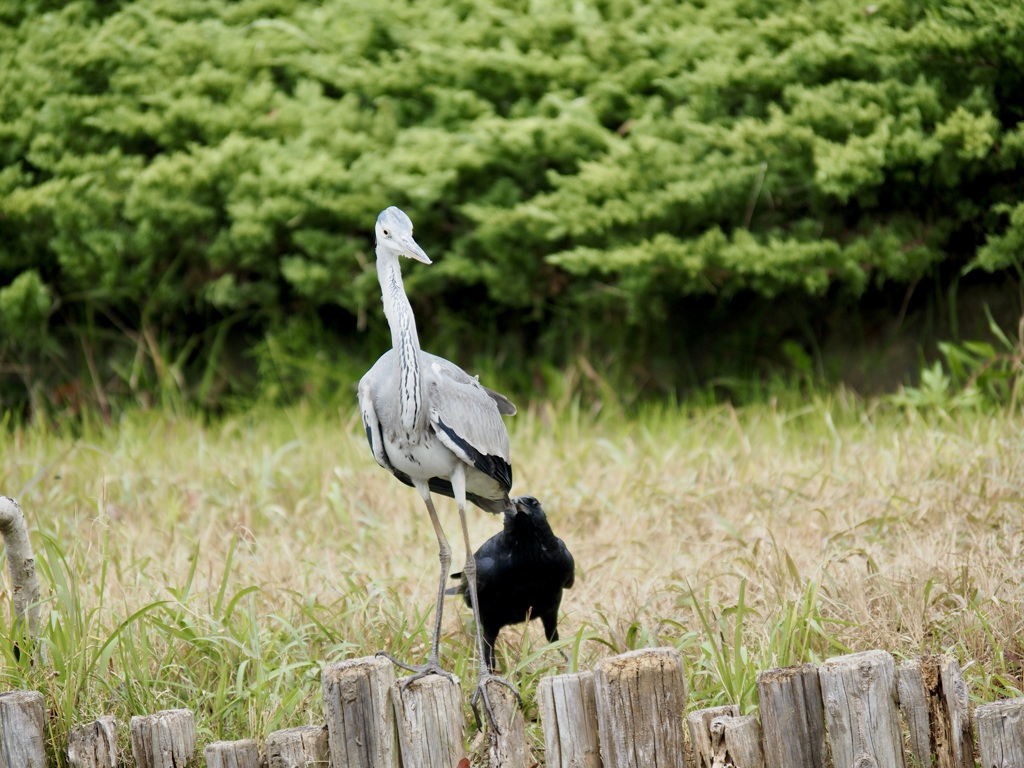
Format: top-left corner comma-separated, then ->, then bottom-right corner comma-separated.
376,651 -> 456,690
469,671 -> 522,734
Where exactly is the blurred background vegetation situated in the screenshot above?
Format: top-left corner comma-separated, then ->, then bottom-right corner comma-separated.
2,0 -> 1023,418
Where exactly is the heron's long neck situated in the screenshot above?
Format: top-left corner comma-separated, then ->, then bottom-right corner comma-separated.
378,254 -> 424,435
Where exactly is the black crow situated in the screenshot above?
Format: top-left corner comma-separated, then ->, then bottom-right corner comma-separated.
447,495 -> 575,671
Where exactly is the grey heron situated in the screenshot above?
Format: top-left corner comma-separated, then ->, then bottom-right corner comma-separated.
358,206 -> 519,726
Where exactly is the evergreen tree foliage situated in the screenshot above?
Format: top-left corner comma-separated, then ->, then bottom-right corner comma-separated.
1,0 -> 1022,409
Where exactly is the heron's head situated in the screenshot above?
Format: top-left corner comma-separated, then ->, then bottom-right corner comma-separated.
375,206 -> 431,264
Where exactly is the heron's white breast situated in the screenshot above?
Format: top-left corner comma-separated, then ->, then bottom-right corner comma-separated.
385,431 -> 459,480
383,428 -> 509,501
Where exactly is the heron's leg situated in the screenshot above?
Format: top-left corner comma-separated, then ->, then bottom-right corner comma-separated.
420,485 -> 453,669
451,466 -> 521,734
377,482 -> 456,688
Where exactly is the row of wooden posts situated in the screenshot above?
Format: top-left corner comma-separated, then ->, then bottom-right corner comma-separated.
3,646 -> 1024,767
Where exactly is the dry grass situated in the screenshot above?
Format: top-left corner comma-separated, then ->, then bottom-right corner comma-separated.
2,393 -> 1024,758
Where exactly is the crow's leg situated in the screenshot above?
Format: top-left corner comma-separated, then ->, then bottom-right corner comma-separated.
542,611 -> 570,664
482,626 -> 499,673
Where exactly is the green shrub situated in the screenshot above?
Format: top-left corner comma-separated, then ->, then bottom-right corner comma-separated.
1,0 -> 1023,412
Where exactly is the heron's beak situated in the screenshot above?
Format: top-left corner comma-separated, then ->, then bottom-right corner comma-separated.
401,237 -> 432,265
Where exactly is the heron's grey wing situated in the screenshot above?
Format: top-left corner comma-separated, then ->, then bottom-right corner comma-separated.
421,353 -> 513,493
357,359 -> 395,474
483,386 -> 517,416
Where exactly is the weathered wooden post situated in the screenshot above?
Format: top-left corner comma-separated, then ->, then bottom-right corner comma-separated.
976,698 -> 1024,767
756,663 -> 827,768
707,715 -> 764,768
129,708 -> 196,768
391,674 -> 465,768
819,650 -> 904,768
593,647 -> 687,768
264,725 -> 329,768
896,654 -> 972,768
687,705 -> 740,768
0,497 -> 41,642
204,738 -> 259,768
0,690 -> 47,767
537,671 -> 601,768
67,716 -> 119,768
687,705 -> 763,768
321,656 -> 399,768
483,679 -> 532,768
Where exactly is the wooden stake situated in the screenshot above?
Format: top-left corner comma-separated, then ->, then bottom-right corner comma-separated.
391,674 -> 465,768
0,690 -> 47,768
593,647 -> 687,768
67,716 -> 119,768
0,497 -> 41,640
321,656 -> 399,768
896,655 -> 972,768
687,705 -> 740,768
976,698 -> 1024,767
204,739 -> 259,768
688,706 -> 762,768
537,671 -> 601,768
129,709 -> 196,768
264,725 -> 329,768
707,714 -> 764,768
756,663 -> 827,768
818,650 -> 904,768
483,678 -> 532,768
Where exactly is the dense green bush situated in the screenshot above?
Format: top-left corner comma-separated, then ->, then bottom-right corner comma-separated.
1,0 -> 1023,412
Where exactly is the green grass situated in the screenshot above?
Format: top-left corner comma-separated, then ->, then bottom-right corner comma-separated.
3,392 -> 1024,764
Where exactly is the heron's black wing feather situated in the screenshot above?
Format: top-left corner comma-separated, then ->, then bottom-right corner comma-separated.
435,417 -> 513,493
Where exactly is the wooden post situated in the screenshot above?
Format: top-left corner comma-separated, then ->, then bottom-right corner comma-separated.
593,647 -> 687,768
0,690 -> 47,768
0,498 -> 42,640
204,738 -> 259,768
896,655 -> 972,768
483,679 -> 532,768
687,705 -> 740,768
391,674 -> 465,768
688,705 -> 763,768
976,698 -> 1024,767
818,650 -> 904,768
129,708 -> 196,768
264,725 -> 329,768
756,663 -> 827,768
537,671 -> 601,768
321,656 -> 399,768
707,715 -> 764,768
67,716 -> 119,768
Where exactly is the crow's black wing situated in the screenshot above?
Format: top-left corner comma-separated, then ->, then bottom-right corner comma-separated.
556,537 -> 576,589
447,530 -> 506,602
472,553 -> 501,597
